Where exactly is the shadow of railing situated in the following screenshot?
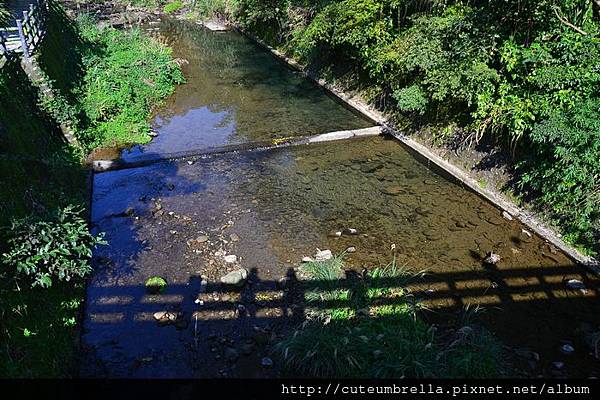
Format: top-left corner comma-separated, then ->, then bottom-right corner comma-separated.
81,259 -> 600,378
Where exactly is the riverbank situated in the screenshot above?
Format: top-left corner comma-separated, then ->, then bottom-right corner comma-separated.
0,1 -> 183,377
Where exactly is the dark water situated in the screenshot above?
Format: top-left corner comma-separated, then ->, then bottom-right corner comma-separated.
121,19 -> 371,161
86,136 -> 600,378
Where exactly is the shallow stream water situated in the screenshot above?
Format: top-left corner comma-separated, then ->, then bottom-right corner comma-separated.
83,19 -> 600,378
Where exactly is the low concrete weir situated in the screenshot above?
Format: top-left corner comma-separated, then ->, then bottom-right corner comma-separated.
92,126 -> 382,172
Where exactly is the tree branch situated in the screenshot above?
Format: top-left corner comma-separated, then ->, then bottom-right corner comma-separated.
553,6 -> 588,35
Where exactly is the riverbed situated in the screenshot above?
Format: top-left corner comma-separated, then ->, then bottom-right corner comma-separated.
82,18 -> 600,378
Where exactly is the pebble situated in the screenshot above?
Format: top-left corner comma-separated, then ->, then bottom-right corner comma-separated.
224,255 -> 238,263
220,268 -> 248,287
560,344 -> 575,355
552,361 -> 565,370
224,347 -> 239,362
342,228 -> 358,235
345,246 -> 356,253
261,357 -> 273,367
502,211 -> 513,221
483,252 -> 501,265
566,279 -> 586,291
314,249 -> 333,261
301,256 -> 314,263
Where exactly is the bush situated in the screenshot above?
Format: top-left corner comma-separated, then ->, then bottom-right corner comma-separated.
518,99 -> 600,250
74,16 -> 185,150
164,0 -> 184,14
1,206 -> 106,288
393,84 -> 428,115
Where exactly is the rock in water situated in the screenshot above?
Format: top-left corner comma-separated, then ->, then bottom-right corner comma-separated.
220,269 -> 248,287
566,279 -> 586,291
261,357 -> 273,367
314,249 -> 333,261
483,252 -> 501,265
224,255 -> 237,263
560,344 -> 575,355
224,347 -> 239,362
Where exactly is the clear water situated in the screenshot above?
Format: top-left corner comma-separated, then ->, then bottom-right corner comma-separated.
121,18 -> 372,161
88,137 -> 599,377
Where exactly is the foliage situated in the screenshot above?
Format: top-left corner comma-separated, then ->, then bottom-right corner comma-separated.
194,0 -> 232,18
518,98 -> 600,249
0,280 -> 85,377
2,206 -> 106,289
74,17 -> 185,150
145,276 -> 168,293
0,2 -> 10,26
275,254 -> 506,377
164,0 -> 184,13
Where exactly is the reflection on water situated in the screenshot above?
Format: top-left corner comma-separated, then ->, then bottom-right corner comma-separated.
89,137 -> 600,377
122,18 -> 371,161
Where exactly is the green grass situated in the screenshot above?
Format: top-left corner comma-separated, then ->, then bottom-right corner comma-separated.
75,17 -> 185,151
275,255 -> 507,378
164,0 -> 184,14
0,281 -> 85,377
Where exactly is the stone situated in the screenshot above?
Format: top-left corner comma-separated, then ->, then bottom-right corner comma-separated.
153,311 -> 177,326
187,160 -> 195,165
261,357 -> 273,367
552,361 -> 565,370
381,185 -> 403,196
241,343 -> 254,355
483,252 -> 501,265
301,256 -> 314,263
345,246 -> 356,253
566,279 -> 586,291
560,344 -> 575,355
342,228 -> 358,235
277,276 -> 290,289
148,131 -> 158,137
224,255 -> 238,263
314,249 -> 333,261
220,269 -> 248,287
224,347 -> 239,362
199,279 -> 208,293
502,211 -> 513,221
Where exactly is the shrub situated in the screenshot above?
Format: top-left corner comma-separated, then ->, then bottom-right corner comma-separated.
164,0 -> 184,14
393,84 -> 429,115
75,17 -> 185,150
1,206 -> 106,288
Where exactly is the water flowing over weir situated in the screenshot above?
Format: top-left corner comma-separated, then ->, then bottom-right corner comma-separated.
82,18 -> 600,378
